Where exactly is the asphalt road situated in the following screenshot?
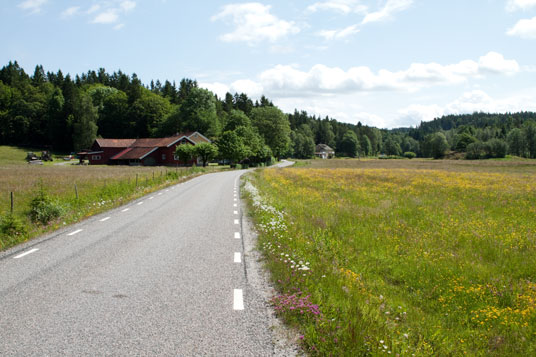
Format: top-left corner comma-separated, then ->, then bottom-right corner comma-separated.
0,163 -> 295,356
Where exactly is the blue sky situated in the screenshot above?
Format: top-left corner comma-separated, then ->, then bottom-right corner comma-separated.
2,0 -> 536,128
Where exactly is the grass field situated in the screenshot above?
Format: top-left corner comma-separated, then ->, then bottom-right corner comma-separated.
0,146 -> 224,250
245,158 -> 536,356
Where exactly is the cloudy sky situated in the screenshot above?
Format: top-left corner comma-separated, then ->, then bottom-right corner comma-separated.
2,0 -> 536,128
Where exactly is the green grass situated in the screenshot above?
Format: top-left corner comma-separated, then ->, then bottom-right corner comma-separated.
0,146 -> 229,250
244,159 -> 536,356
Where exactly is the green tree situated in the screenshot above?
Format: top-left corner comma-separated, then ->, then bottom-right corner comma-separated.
130,89 -> 172,137
174,144 -> 195,165
194,142 -> 218,167
507,128 -> 526,157
72,92 -> 98,151
359,135 -> 372,156
524,123 -> 536,158
178,87 -> 221,138
217,130 -> 247,165
429,132 -> 449,159
224,109 -> 251,132
251,106 -> 291,160
485,138 -> 507,158
454,132 -> 477,152
384,137 -> 402,156
339,131 -> 360,157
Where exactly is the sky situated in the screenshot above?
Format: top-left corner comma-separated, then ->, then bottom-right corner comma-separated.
2,0 -> 536,128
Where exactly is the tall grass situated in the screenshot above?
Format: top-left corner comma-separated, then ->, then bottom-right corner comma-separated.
0,164 -> 216,250
245,162 -> 536,355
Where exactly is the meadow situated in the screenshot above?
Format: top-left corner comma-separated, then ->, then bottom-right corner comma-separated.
0,146 -> 223,250
245,158 -> 536,356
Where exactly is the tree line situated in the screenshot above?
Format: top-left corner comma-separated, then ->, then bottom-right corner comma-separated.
1,61 -> 535,162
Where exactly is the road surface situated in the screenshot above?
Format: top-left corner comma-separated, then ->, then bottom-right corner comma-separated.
0,163 -> 295,356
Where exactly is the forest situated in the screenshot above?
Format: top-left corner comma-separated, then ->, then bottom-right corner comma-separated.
1,61 -> 535,162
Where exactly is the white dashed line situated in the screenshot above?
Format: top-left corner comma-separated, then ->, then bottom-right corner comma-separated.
233,203 -> 237,207
234,232 -> 241,239
99,217 -> 111,222
68,229 -> 83,236
122,208 -> 129,212
137,201 -> 144,205
158,193 -> 163,196
13,248 -> 39,259
234,198 -> 237,202
233,289 -> 244,310
149,196 -> 155,200
234,252 -> 241,263
234,210 -> 238,215
234,219 -> 239,225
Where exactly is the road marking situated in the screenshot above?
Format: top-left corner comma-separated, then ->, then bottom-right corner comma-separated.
99,217 -> 111,222
233,289 -> 244,310
165,189 -> 169,192
235,232 -> 241,239
14,248 -> 39,259
234,194 -> 237,197
233,203 -> 237,207
149,196 -> 155,200
234,198 -> 237,202
68,229 -> 83,236
234,252 -> 241,263
234,219 -> 239,225
137,201 -> 144,205
158,193 -> 163,196
122,208 -> 129,212
234,210 -> 238,215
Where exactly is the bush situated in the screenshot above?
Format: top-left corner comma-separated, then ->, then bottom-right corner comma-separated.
486,138 -> 508,158
465,142 -> 484,159
403,151 -> 417,159
29,188 -> 64,225
0,214 -> 27,238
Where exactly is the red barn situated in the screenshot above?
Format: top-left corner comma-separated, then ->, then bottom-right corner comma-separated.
80,132 -> 211,166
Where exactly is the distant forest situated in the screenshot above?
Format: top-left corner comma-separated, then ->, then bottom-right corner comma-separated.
1,61 -> 535,161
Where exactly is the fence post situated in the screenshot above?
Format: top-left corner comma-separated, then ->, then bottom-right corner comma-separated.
75,184 -> 78,200
10,192 -> 14,214
152,171 -> 154,180
136,174 -> 138,187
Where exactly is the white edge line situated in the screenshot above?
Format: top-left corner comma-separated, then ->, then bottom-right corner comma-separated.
234,210 -> 238,215
234,219 -> 239,225
137,201 -> 144,205
14,248 -> 39,259
234,232 -> 241,239
233,289 -> 244,310
68,229 -> 83,236
233,204 -> 237,207
100,217 -> 111,222
234,252 -> 241,263
122,208 -> 129,212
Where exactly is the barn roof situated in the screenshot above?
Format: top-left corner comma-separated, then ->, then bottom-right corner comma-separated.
95,132 -> 210,150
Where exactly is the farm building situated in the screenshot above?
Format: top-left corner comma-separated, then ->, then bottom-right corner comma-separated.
79,132 -> 210,166
315,144 -> 335,159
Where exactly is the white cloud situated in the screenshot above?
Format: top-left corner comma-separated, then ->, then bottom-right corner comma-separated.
507,16 -> 536,39
61,6 -> 79,18
211,3 -> 300,44
92,10 -> 119,24
199,82 -> 230,98
478,51 -> 520,73
317,24 -> 360,40
362,0 -> 413,24
230,79 -> 264,97
506,0 -> 536,11
87,4 -> 101,14
18,0 -> 47,14
230,52 -> 520,97
90,1 -> 137,26
307,0 -> 368,14
120,1 -> 136,12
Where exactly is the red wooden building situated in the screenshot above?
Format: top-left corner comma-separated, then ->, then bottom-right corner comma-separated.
80,132 -> 210,166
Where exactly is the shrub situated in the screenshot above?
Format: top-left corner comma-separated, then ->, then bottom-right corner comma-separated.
29,188 -> 64,225
0,214 -> 27,238
403,151 -> 417,159
466,142 -> 485,159
486,138 -> 508,158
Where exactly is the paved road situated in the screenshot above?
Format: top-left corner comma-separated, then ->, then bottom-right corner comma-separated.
0,165 -> 294,356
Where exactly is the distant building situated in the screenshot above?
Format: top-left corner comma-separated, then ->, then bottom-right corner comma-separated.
315,144 -> 335,159
79,132 -> 210,166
